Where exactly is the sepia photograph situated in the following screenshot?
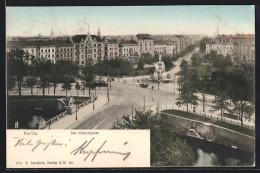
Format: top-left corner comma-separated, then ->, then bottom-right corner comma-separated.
6,5 -> 255,167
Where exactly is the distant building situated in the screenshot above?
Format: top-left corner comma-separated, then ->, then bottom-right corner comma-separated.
71,33 -> 103,66
154,40 -> 176,57
119,40 -> 139,61
136,34 -> 154,56
206,34 -> 255,64
103,39 -> 119,60
6,38 -> 74,64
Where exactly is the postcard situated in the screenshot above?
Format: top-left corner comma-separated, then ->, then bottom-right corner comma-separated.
6,5 -> 255,168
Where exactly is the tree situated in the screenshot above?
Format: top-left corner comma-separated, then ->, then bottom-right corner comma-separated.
7,74 -> 16,95
199,37 -> 213,52
62,78 -> 72,96
137,59 -> 144,70
210,94 -> 229,121
7,49 -> 30,96
75,82 -> 81,96
82,62 -> 96,96
162,56 -> 173,70
34,59 -> 52,96
227,64 -> 255,126
191,53 -> 202,67
209,70 -> 230,121
25,77 -> 37,95
113,110 -> 195,166
176,69 -> 199,112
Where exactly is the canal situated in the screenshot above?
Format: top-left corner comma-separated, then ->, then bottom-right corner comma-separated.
181,135 -> 254,166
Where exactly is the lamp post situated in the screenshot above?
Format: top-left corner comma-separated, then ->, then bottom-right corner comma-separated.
174,74 -> 176,94
93,95 -> 95,110
75,105 -> 78,120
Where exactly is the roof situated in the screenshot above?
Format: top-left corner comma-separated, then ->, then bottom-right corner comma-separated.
119,40 -> 138,46
71,34 -> 102,43
71,35 -> 87,43
136,34 -> 152,40
154,41 -> 167,45
154,40 -> 175,46
7,39 -> 73,48
216,34 -> 255,39
165,41 -> 175,45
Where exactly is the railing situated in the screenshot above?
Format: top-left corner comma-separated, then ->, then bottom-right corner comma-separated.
45,110 -> 68,127
158,104 -> 255,130
43,96 -> 97,129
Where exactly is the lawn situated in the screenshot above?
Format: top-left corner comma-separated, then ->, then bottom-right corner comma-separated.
189,64 -> 235,76
162,109 -> 211,122
162,109 -> 255,137
213,121 -> 255,137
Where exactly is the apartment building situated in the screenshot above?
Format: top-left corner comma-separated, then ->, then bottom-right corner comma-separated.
136,34 -> 154,56
206,34 -> 255,64
71,33 -> 103,66
119,40 -> 139,61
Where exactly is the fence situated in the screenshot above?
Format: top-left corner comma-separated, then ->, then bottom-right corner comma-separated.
158,104 -> 255,130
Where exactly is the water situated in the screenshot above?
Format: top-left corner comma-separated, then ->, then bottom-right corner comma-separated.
195,148 -> 243,166
182,136 -> 254,167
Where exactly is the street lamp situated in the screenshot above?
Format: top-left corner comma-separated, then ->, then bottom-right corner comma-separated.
75,105 -> 78,120
174,74 -> 176,94
93,95 -> 95,110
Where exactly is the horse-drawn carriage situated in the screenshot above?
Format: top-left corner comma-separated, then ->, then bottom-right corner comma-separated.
139,83 -> 148,88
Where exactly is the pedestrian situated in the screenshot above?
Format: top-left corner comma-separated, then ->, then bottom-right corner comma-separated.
152,86 -> 154,90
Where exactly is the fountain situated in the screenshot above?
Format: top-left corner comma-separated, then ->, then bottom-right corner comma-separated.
151,54 -> 173,82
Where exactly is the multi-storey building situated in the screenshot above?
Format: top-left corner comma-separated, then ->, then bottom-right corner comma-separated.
136,34 -> 154,56
154,41 -> 167,56
71,33 -> 103,66
206,34 -> 255,64
154,41 -> 176,57
7,38 -> 74,64
103,39 -> 119,60
55,42 -> 74,62
119,40 -> 139,61
233,34 -> 255,64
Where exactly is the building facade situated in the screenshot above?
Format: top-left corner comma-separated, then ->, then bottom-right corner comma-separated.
136,34 -> 154,56
206,34 -> 255,64
119,40 -> 139,61
71,33 -> 103,66
103,39 -> 119,60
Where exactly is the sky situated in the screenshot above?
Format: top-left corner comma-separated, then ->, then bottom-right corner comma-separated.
6,5 -> 255,37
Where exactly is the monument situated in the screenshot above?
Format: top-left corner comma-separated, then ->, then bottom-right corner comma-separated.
151,54 -> 173,82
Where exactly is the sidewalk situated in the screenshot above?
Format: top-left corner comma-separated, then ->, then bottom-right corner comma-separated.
44,95 -> 109,129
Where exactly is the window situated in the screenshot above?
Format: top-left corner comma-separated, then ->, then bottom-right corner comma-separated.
52,49 -> 54,52
81,61 -> 84,64
45,49 -> 47,52
71,48 -> 73,51
45,55 -> 47,58
64,54 -> 66,57
67,48 -> 69,51
48,49 -> 50,52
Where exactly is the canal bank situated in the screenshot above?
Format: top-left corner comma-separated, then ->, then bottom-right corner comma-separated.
177,135 -> 254,166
